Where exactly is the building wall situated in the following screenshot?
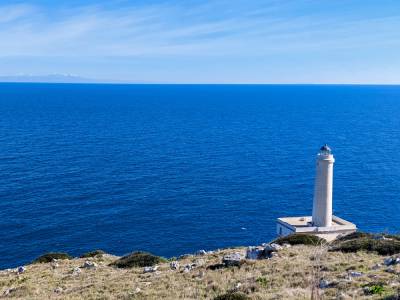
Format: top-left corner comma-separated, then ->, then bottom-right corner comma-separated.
276,223 -> 295,237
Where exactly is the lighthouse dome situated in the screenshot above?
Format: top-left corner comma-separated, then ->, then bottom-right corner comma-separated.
320,144 -> 331,152
319,144 -> 332,155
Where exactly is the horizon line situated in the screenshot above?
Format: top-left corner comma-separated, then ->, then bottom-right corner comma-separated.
0,81 -> 399,86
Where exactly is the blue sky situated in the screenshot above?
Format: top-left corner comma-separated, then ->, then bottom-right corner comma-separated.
0,0 -> 399,83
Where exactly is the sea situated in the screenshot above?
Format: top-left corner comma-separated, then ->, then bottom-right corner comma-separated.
0,83 -> 399,269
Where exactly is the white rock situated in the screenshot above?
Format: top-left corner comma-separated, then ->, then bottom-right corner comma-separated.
264,243 -> 283,253
282,243 -> 291,248
3,289 -> 12,296
134,287 -> 141,293
51,262 -> 59,269
183,263 -> 197,272
384,257 -> 394,266
349,271 -> 363,277
183,265 -> 193,273
374,235 -> 392,241
54,287 -> 63,293
82,261 -> 97,269
170,261 -> 179,270
144,266 -> 158,273
270,252 -> 279,258
195,250 -> 207,256
246,247 -> 263,260
223,253 -> 244,267
72,267 -> 81,275
319,279 -> 330,289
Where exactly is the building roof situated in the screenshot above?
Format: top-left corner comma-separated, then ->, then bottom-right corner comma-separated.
320,144 -> 331,153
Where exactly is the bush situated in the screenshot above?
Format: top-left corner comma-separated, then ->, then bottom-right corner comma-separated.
110,251 -> 167,268
337,232 -> 400,242
273,234 -> 325,246
336,231 -> 372,241
363,283 -> 385,295
80,250 -> 106,258
331,235 -> 400,255
214,292 -> 250,300
32,252 -> 72,263
256,276 -> 268,287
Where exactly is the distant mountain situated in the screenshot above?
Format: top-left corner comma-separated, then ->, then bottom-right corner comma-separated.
0,74 -> 99,83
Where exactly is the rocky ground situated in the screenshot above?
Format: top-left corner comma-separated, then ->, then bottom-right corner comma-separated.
1,234 -> 400,299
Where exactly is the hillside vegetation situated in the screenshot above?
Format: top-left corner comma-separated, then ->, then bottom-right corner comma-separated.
1,233 -> 400,299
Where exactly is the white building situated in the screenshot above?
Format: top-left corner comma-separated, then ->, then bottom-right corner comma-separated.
276,145 -> 356,242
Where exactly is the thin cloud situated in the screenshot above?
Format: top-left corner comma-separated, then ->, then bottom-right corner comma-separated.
0,1 -> 399,83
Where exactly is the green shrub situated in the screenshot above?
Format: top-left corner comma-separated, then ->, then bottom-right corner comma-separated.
110,251 -> 167,268
80,250 -> 106,258
32,252 -> 72,264
336,231 -> 372,241
330,237 -> 400,255
364,284 -> 385,295
337,232 -> 400,242
214,292 -> 250,300
256,276 -> 268,287
273,234 -> 325,246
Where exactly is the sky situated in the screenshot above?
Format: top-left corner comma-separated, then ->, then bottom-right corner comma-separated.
0,0 -> 399,84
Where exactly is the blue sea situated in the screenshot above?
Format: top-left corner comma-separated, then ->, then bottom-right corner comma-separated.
0,84 -> 399,268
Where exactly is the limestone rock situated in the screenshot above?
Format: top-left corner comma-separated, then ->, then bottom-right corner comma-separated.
246,247 -> 264,260
264,243 -> 283,256
349,271 -> 363,277
183,264 -> 194,273
170,261 -> 179,270
72,267 -> 81,276
82,261 -> 97,269
144,266 -> 158,273
222,253 -> 244,267
51,261 -> 59,269
319,279 -> 330,289
269,252 -> 280,258
384,257 -> 395,266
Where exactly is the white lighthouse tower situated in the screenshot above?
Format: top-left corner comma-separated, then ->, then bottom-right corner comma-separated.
276,144 -> 356,241
312,144 -> 334,227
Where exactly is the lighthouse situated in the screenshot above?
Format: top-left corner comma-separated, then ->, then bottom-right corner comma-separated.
312,144 -> 334,227
276,145 -> 356,242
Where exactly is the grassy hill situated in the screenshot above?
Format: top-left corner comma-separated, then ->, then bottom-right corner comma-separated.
1,233 -> 400,299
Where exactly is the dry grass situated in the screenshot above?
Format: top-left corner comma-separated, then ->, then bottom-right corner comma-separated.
0,246 -> 399,299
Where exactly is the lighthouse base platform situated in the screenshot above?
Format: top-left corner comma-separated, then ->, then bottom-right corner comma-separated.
276,215 -> 357,242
